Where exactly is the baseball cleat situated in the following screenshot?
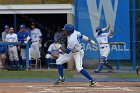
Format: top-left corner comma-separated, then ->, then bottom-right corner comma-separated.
89,80 -> 96,87
54,78 -> 65,85
94,70 -> 100,73
108,68 -> 113,73
108,70 -> 113,73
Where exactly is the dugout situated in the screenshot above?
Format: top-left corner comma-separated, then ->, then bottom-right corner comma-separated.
0,4 -> 74,69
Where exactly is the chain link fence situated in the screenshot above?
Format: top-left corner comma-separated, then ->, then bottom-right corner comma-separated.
130,0 -> 140,66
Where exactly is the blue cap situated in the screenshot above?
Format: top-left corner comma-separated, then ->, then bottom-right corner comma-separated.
96,27 -> 101,31
5,25 -> 9,29
20,25 -> 25,29
62,24 -> 74,33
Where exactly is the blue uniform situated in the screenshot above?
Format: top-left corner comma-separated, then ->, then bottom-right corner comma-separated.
17,30 -> 30,48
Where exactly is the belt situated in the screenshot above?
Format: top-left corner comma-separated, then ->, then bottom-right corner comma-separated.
100,46 -> 108,49
32,41 -> 38,43
8,45 -> 15,47
72,47 -> 83,53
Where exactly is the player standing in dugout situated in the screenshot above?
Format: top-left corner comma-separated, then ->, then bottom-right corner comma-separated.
5,27 -> 21,69
30,22 -> 42,59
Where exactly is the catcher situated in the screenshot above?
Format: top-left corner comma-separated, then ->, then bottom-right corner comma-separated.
45,41 -> 63,69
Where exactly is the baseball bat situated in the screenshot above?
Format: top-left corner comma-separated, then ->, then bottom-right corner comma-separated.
100,42 -> 126,45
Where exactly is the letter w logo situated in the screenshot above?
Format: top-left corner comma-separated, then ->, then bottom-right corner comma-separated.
87,0 -> 118,36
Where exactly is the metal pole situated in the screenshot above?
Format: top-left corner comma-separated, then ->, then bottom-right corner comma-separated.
116,60 -> 120,70
14,14 -> 17,32
26,43 -> 29,70
132,0 -> 136,70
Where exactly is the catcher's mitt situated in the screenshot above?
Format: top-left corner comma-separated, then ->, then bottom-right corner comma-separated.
136,66 -> 140,77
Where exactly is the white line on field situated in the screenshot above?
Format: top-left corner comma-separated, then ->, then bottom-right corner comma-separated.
6,83 -> 136,92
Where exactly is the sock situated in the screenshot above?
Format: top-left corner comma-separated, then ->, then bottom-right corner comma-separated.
15,61 -> 20,66
15,61 -> 21,69
57,65 -> 64,79
80,69 -> 93,81
46,58 -> 51,68
10,61 -> 14,66
29,60 -> 32,66
22,60 -> 26,68
97,63 -> 104,72
52,59 -> 56,63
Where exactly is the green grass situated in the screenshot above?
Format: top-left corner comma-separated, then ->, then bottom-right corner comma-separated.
0,70 -> 139,79
108,72 -> 139,78
0,70 -> 73,78
110,60 -> 133,67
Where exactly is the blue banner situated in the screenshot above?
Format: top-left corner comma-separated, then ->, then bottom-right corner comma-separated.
75,0 -> 130,59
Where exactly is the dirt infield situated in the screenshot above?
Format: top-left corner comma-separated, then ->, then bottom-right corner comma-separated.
0,82 -> 140,93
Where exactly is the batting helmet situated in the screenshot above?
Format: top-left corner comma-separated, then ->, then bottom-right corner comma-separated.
62,24 -> 74,33
96,27 -> 101,32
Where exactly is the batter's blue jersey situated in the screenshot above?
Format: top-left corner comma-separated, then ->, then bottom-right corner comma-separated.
17,30 -> 30,48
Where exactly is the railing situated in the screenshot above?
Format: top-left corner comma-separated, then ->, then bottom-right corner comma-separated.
0,42 -> 30,70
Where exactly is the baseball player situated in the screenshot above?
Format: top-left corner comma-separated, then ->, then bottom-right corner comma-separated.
5,27 -> 20,69
17,25 -> 31,68
0,38 -> 8,69
54,24 -> 96,87
54,26 -> 67,48
30,23 -> 42,58
45,41 -> 63,69
2,25 -> 9,41
94,25 -> 114,73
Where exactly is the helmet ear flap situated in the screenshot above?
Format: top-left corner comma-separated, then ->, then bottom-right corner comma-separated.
67,31 -> 73,36
96,27 -> 101,32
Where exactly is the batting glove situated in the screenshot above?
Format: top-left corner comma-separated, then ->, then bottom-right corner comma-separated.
90,40 -> 97,45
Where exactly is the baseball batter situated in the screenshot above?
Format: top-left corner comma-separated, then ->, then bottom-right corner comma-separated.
54,24 -> 96,87
94,25 -> 114,73
45,41 -> 63,69
5,27 -> 20,69
30,23 -> 42,58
